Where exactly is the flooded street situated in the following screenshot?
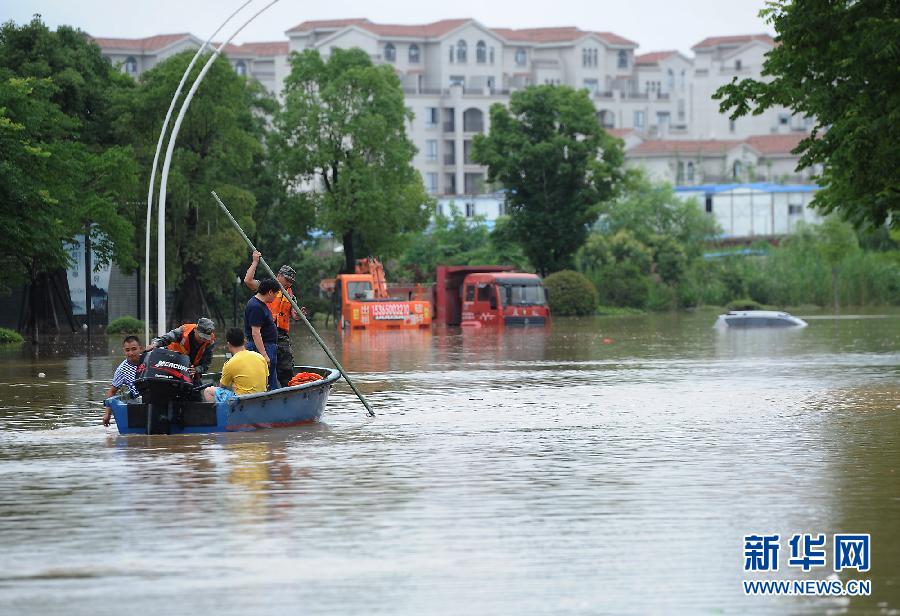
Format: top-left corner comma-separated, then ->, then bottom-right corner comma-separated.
0,309 -> 898,614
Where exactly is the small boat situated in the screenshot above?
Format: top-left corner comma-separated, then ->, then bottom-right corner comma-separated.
715,310 -> 808,329
106,363 -> 341,435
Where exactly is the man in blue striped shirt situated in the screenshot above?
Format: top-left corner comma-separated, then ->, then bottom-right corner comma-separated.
103,335 -> 143,427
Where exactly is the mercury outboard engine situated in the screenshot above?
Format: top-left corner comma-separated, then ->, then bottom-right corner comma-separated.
133,348 -> 194,434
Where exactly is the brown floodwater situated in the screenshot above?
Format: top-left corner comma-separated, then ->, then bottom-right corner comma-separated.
0,308 -> 898,615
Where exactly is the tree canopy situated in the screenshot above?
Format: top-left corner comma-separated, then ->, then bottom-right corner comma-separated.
120,49 -> 278,324
472,85 -> 625,276
273,48 -> 431,272
0,17 -> 137,292
714,0 -> 900,228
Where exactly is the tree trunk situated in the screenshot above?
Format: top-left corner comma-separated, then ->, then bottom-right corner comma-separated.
342,229 -> 356,274
173,204 -> 205,324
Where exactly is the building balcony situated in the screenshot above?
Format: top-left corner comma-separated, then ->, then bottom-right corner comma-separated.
444,154 -> 456,165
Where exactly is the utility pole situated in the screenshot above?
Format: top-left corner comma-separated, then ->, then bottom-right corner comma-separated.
84,222 -> 92,346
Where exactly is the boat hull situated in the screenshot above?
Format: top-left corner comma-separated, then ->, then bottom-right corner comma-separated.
107,366 -> 340,435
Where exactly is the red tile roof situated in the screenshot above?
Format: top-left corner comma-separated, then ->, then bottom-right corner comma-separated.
629,133 -> 810,156
745,133 -> 808,155
90,33 -> 194,52
607,128 -> 634,138
287,18 -> 470,39
287,19 -> 635,46
692,34 -> 775,50
629,139 -> 743,155
635,50 -> 678,66
235,41 -> 290,56
494,26 -> 636,46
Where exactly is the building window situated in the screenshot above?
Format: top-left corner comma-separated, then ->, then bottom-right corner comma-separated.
733,160 -> 743,180
425,140 -> 438,162
445,173 -> 457,194
465,202 -> 475,217
681,69 -> 686,92
617,50 -> 628,69
676,161 -> 685,184
449,75 -> 465,88
476,40 -> 487,64
443,108 -> 455,132
498,201 -> 506,216
465,173 -> 484,195
426,172 -> 438,194
515,48 -> 527,66
667,69 -> 675,91
486,76 -> 495,92
456,40 -> 467,63
449,45 -> 454,62
409,44 -> 420,64
124,56 -> 138,76
463,108 -> 484,133
444,140 -> 455,164
677,99 -> 686,122
634,110 -> 645,129
463,140 -> 474,164
489,47 -> 495,64
729,118 -> 736,133
598,109 -> 615,128
687,161 -> 695,182
735,59 -> 742,71
705,194 -> 713,213
778,112 -> 790,126
583,79 -> 599,95
656,111 -> 670,130
234,60 -> 247,76
788,204 -> 803,216
425,107 -> 438,127
384,43 -> 396,62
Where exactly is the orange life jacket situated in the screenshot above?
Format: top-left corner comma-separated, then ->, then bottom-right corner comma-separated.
266,289 -> 295,332
166,323 -> 215,367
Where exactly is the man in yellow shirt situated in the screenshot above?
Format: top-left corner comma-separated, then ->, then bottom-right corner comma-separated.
203,328 -> 268,403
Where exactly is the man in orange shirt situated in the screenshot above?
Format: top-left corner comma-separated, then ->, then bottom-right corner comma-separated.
243,250 -> 306,387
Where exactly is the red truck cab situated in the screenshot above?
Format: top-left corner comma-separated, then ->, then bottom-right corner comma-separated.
460,272 -> 550,327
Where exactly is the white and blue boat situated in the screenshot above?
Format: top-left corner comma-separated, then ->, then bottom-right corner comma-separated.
106,363 -> 340,435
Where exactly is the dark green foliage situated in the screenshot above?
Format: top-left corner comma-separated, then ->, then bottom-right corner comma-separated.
273,48 -> 431,272
0,327 -> 24,344
714,0 -> 900,228
473,85 -> 626,275
398,210 -> 530,282
120,50 -> 276,322
543,270 -> 599,316
726,299 -> 766,311
106,316 -> 145,334
0,18 -> 138,292
578,173 -> 717,310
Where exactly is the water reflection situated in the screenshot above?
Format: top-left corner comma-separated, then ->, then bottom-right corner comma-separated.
0,309 -> 898,615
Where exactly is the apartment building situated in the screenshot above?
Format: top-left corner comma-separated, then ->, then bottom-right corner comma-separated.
93,20 -> 813,208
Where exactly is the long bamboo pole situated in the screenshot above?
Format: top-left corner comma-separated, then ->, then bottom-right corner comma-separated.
211,191 -> 375,417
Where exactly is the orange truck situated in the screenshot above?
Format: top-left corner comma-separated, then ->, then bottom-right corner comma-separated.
434,265 -> 551,327
323,258 -> 432,331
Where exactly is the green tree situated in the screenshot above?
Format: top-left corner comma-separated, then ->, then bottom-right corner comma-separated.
0,18 -> 138,330
273,48 -> 431,273
472,85 -> 625,276
120,50 -> 278,324
398,209 -> 530,281
713,0 -> 900,228
816,217 -> 859,312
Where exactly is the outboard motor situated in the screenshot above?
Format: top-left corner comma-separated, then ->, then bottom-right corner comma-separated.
134,348 -> 194,434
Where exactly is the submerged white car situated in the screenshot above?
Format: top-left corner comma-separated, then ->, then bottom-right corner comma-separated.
715,310 -> 808,329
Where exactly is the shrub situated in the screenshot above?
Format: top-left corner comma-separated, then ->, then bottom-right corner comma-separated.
107,316 -> 145,334
0,327 -> 24,345
647,282 -> 677,311
726,298 -> 765,311
595,262 -> 651,309
544,270 -> 599,316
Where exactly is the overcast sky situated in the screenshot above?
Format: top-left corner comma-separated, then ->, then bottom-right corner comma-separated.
3,0 -> 773,56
